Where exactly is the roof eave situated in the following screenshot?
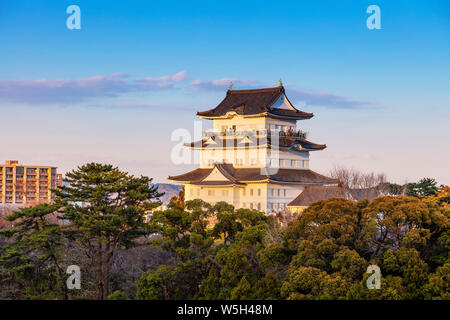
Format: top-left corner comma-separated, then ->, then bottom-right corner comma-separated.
264,112 -> 314,120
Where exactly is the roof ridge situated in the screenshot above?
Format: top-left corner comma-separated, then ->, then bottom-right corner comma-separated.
215,163 -> 238,183
227,86 -> 283,94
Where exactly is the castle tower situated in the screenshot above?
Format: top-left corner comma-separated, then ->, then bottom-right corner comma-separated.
169,85 -> 337,214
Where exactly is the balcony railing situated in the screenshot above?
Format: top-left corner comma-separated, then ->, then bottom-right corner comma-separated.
203,129 -> 268,138
202,129 -> 308,140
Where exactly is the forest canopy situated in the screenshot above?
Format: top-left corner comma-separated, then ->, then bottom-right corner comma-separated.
0,164 -> 448,300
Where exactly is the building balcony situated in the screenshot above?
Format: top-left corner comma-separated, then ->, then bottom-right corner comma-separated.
202,128 -> 308,140
203,129 -> 268,138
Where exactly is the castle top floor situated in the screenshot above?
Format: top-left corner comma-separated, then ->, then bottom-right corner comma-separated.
197,86 -> 313,131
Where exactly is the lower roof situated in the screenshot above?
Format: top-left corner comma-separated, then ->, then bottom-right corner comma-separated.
288,185 -> 381,207
168,163 -> 337,185
185,136 -> 326,151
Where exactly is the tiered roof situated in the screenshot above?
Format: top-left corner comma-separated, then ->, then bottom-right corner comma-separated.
186,135 -> 326,151
197,86 -> 313,120
169,163 -> 337,185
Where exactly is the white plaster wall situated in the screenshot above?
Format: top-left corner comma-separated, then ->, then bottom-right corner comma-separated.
185,184 -> 241,208
267,149 -> 310,169
185,182 -> 305,214
213,116 -> 266,131
266,183 -> 304,213
238,183 -> 267,211
200,146 -> 268,168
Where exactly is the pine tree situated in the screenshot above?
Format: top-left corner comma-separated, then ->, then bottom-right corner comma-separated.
0,204 -> 67,299
54,163 -> 162,299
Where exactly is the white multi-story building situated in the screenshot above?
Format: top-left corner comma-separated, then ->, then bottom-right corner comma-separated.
169,85 -> 337,214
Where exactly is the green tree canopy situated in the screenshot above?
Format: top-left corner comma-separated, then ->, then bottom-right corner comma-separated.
55,163 -> 162,299
0,204 -> 67,299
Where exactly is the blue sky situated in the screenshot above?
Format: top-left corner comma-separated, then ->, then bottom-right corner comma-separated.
0,0 -> 449,184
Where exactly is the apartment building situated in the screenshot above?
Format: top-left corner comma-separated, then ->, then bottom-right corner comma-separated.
0,160 -> 63,206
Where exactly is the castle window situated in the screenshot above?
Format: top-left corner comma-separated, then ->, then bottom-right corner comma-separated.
257,189 -> 261,196
242,189 -> 246,196
257,203 -> 261,210
250,203 -> 254,209
250,189 -> 254,196
270,159 -> 278,167
208,190 -> 215,196
222,190 -> 229,196
242,202 -> 246,208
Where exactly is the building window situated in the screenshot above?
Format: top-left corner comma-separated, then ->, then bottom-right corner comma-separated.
250,189 -> 254,196
222,190 -> 229,196
291,160 -> 296,167
302,160 -> 307,168
257,203 -> 261,210
257,189 -> 261,196
270,159 -> 278,167
197,189 -> 200,196
250,203 -> 254,209
242,189 -> 246,196
208,190 -> 215,196
242,202 -> 246,208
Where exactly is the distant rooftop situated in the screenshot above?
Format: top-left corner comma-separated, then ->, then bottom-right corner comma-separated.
1,160 -> 57,168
